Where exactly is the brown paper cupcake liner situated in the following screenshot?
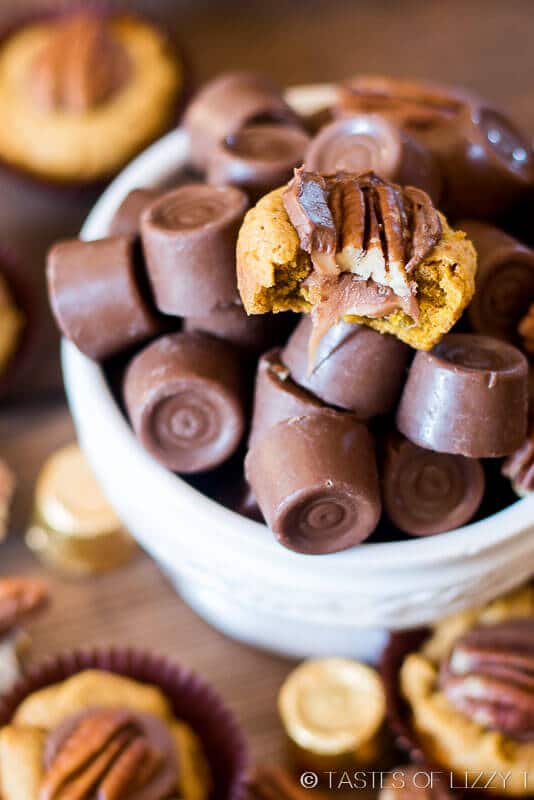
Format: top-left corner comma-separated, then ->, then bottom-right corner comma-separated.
0,647 -> 248,800
381,630 -> 512,800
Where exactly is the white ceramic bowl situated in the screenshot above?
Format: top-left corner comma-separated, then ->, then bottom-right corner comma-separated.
63,86 -> 534,662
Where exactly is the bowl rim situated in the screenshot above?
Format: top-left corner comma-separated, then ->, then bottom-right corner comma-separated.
64,83 -> 534,577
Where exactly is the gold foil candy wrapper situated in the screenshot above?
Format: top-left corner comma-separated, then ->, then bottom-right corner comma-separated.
26,443 -> 136,576
278,657 -> 387,771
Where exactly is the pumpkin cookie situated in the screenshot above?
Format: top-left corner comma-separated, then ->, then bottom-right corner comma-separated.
0,670 -> 211,800
0,11 -> 182,183
237,169 -> 476,353
399,584 -> 534,797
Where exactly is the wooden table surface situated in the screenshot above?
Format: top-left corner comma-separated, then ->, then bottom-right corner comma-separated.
1,0 -> 534,776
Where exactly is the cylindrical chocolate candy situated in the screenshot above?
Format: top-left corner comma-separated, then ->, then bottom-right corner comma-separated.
249,348 -> 324,449
433,103 -> 534,220
183,304 -> 294,355
183,71 -> 301,170
245,410 -> 381,554
207,124 -> 310,200
108,188 -> 161,237
124,332 -> 246,473
458,220 -> 534,344
26,443 -> 137,576
304,115 -> 442,203
397,334 -> 529,458
282,317 -> 411,419
47,236 -> 159,361
140,184 -> 248,316
336,77 -> 534,220
382,433 -> 485,536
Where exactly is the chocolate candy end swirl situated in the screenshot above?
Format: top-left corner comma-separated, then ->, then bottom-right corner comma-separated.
383,435 -> 485,536
124,333 -> 245,474
40,707 -> 178,800
440,619 -> 534,741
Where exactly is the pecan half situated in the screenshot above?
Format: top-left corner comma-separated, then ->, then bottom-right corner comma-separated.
29,12 -> 131,113
0,577 -> 48,636
519,303 -> 534,355
439,618 -> 534,740
283,168 -> 441,298
41,708 -> 177,800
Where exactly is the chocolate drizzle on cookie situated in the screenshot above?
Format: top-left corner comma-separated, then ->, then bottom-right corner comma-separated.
282,168 -> 441,360
439,618 -> 534,741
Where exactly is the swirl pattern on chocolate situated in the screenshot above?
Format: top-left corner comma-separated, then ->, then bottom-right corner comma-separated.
41,707 -> 179,800
439,619 -> 534,741
383,434 -> 485,536
124,333 -> 245,474
245,410 -> 381,554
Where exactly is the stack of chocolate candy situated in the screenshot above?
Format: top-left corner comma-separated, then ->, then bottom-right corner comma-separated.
46,71 -> 534,556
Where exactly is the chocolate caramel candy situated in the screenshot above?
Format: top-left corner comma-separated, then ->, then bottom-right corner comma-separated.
183,304 -> 293,355
397,334 -> 528,458
304,115 -> 442,204
249,348 -> 324,449
207,123 -> 310,201
47,236 -> 159,361
141,184 -> 248,316
183,71 -> 301,170
245,410 -> 381,554
282,317 -> 411,419
337,76 -> 534,220
459,220 -> 534,344
435,103 -> 534,220
108,188 -> 161,237
382,433 -> 485,536
440,618 -> 534,741
124,332 -> 246,473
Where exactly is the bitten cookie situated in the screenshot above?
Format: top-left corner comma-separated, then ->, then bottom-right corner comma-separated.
237,170 -> 476,351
